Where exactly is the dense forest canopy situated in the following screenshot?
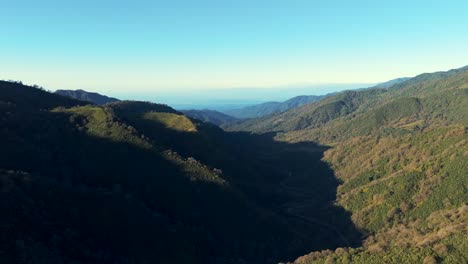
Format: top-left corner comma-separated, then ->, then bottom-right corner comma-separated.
226,66 -> 468,263
0,80 -> 359,263
0,65 -> 467,264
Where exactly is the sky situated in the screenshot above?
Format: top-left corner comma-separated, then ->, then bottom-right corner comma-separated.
1,0 -> 468,105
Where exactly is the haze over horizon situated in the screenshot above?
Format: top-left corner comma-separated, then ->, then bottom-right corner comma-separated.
2,0 -> 468,99
110,82 -> 376,109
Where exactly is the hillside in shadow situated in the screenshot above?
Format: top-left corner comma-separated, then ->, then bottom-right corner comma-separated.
109,101 -> 364,257
0,82 -> 362,263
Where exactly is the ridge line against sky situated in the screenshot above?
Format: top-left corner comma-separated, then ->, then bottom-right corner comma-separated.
1,0 -> 468,95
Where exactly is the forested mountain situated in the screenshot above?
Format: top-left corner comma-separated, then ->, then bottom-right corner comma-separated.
224,88 -> 385,132
0,81 -> 361,264
223,95 -> 325,119
222,78 -> 408,120
226,67 -> 468,135
227,66 -> 468,263
1,65 -> 466,264
55,89 -> 120,105
181,109 -> 238,126
374,77 -> 410,88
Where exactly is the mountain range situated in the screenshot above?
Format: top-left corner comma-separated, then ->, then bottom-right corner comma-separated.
0,65 -> 467,264
0,80 -> 360,263
221,78 -> 411,120
55,89 -> 120,105
374,77 -> 411,88
222,95 -> 325,119
227,66 -> 468,263
181,109 -> 238,126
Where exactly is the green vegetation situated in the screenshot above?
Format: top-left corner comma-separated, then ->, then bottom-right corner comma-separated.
143,112 -> 198,132
223,95 -> 324,119
271,67 -> 467,263
0,80 -> 87,109
294,206 -> 467,264
1,65 -> 467,264
182,109 -> 238,126
55,89 -> 120,104
227,67 -> 468,137
226,66 -> 467,263
55,106 -> 151,147
0,81 -> 360,263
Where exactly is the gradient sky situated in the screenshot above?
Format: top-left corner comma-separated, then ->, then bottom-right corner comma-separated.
1,0 -> 468,95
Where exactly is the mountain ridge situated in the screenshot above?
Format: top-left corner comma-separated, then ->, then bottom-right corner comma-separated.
181,109 -> 238,126
0,80 -> 361,264
55,89 -> 120,105
1,65 -> 466,264
224,65 -> 468,263
222,94 -> 325,119
225,66 -> 468,135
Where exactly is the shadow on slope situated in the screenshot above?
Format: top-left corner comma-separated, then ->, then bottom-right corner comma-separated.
0,107 -> 296,264
110,102 -> 363,255
0,88 -> 362,263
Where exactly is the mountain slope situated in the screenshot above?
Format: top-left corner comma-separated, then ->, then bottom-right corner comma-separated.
0,81 -> 361,264
222,78 -> 410,121
0,80 -> 88,109
374,77 -> 410,88
251,66 -> 467,263
223,95 -> 325,119
225,88 -> 386,133
55,89 -> 120,104
182,109 -> 238,126
227,66 -> 468,135
292,122 -> 467,263
2,65 -> 466,264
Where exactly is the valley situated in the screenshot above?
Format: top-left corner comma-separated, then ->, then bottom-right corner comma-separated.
3,1 -> 468,263
0,81 -> 360,263
0,65 -> 467,264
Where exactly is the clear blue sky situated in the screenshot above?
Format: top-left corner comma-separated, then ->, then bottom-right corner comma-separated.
1,0 -> 468,95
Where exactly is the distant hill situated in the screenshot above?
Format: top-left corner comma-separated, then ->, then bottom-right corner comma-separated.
222,95 -> 325,119
222,78 -> 410,120
221,78 -> 410,120
55,89 -> 120,104
224,88 -> 384,132
182,109 -> 238,126
374,77 -> 410,88
226,67 -> 468,134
